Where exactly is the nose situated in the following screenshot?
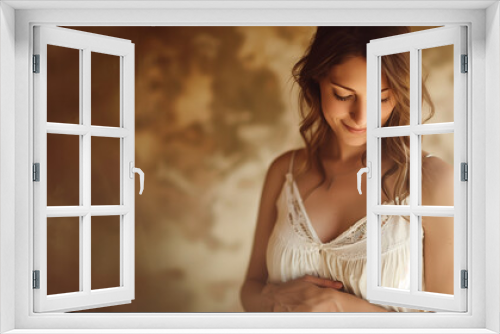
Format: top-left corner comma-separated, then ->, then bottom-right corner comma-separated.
349,97 -> 367,128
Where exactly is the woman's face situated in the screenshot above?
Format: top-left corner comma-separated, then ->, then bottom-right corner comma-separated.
318,56 -> 395,148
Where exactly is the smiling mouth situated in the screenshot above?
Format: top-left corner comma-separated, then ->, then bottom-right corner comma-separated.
342,122 -> 366,134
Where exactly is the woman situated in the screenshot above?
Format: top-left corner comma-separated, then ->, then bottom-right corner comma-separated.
240,26 -> 454,312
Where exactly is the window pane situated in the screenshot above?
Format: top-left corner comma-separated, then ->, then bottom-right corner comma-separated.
381,136 -> 410,205
421,216 -> 454,295
47,134 -> 80,206
91,215 -> 121,290
47,217 -> 80,295
47,45 -> 80,124
379,215 -> 410,291
421,133 -> 454,206
91,137 -> 120,205
421,45 -> 454,124
381,52 -> 410,127
91,52 -> 120,127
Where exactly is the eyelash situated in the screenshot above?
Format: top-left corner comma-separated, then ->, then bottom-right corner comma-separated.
334,93 -> 353,102
334,93 -> 391,103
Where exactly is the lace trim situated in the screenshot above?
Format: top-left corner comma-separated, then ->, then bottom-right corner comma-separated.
285,175 -> 316,242
285,175 -> 392,247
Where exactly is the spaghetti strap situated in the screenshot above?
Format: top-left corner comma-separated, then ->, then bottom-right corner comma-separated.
424,153 -> 434,158
288,150 -> 296,176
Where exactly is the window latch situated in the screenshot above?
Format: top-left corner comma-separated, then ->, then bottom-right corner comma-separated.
357,162 -> 371,195
129,161 -> 144,195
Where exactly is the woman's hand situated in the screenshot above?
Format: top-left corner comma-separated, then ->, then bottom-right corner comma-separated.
261,275 -> 344,312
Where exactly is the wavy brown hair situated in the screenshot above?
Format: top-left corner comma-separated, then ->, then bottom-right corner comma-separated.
292,26 -> 435,205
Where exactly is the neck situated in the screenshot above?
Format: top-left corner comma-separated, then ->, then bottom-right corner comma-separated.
321,131 -> 365,164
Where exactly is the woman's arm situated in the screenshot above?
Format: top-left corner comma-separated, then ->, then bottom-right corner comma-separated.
421,156 -> 454,294
332,289 -> 390,312
240,279 -> 274,312
267,284 -> 390,312
240,151 -> 291,312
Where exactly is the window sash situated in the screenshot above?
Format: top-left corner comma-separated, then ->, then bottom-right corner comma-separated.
366,25 -> 468,312
32,25 -> 136,313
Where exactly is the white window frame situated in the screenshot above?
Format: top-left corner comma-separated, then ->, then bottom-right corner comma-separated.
365,26 -> 468,312
0,1 -> 498,333
33,25 -> 136,313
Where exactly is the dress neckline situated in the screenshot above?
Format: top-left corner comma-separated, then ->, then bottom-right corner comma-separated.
286,172 -> 394,246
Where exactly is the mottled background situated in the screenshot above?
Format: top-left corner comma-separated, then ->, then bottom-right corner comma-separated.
45,26 -> 453,312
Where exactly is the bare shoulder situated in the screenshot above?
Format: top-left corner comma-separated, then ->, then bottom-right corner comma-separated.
422,152 -> 453,181
422,151 -> 454,205
268,148 -> 304,178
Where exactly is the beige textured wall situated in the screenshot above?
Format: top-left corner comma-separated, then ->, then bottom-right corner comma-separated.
44,26 -> 452,312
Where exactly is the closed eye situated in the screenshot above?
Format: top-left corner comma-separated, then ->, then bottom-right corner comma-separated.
334,93 -> 354,102
334,93 -> 392,103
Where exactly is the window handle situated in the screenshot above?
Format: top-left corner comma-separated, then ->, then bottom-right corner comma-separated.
129,162 -> 145,195
357,162 -> 371,195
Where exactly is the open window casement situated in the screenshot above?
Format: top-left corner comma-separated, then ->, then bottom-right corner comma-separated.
360,25 -> 468,312
33,26 -> 142,312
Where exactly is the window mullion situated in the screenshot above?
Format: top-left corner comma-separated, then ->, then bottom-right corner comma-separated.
82,47 -> 91,295
409,47 -> 420,294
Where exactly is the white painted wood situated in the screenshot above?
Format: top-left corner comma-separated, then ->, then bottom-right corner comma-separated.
409,46 -> 420,299
412,123 -> 455,135
32,25 -> 135,313
372,205 -> 454,217
46,206 -> 130,217
0,2 -> 17,333
484,3 -> 500,333
373,123 -> 455,138
366,29 -> 379,304
46,123 -> 130,137
121,42 -> 135,301
372,126 -> 412,137
0,330 -> 498,334
3,0 -> 497,10
78,36 -> 84,295
9,5 -> 489,333
37,26 -> 132,56
366,25 -> 468,312
33,24 -> 49,314
82,46 -> 92,302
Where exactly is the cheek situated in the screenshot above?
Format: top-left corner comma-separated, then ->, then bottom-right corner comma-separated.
381,102 -> 395,123
322,98 -> 348,119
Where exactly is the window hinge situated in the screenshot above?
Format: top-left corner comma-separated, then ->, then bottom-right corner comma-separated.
33,163 -> 40,182
461,54 -> 468,73
461,270 -> 468,289
33,270 -> 40,289
461,162 -> 468,181
33,54 -> 40,73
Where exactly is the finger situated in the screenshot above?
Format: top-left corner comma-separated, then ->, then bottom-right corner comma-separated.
262,283 -> 277,295
320,280 -> 343,289
330,280 -> 344,289
302,275 -> 343,289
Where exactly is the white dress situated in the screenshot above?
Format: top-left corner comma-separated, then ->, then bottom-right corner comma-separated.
266,150 -> 428,312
